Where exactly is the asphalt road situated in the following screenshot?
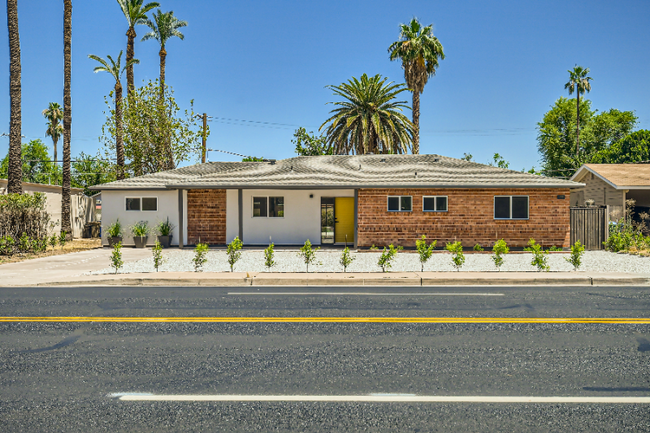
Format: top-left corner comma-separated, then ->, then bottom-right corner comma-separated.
1,285 -> 649,432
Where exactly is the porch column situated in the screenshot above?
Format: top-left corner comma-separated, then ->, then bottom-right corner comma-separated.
353,189 -> 358,249
178,188 -> 184,248
238,188 -> 243,241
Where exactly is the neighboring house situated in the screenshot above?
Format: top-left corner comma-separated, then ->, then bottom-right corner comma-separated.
0,179 -> 94,238
91,155 -> 584,248
570,164 -> 650,218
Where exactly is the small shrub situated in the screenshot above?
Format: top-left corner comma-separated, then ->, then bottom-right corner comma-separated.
58,231 -> 68,249
107,219 -> 123,238
565,240 -> 585,271
156,218 -> 176,236
473,243 -> 484,252
152,240 -> 164,272
370,245 -> 378,251
525,238 -> 549,272
110,242 -> 123,274
416,235 -> 437,272
130,221 -> 150,237
340,246 -> 355,272
193,243 -> 209,272
445,241 -> 465,271
264,243 -> 276,270
298,239 -> 320,272
0,235 -> 15,256
48,234 -> 58,250
378,244 -> 402,272
32,237 -> 47,254
491,239 -> 509,271
18,232 -> 31,254
549,246 -> 563,252
227,236 -> 243,272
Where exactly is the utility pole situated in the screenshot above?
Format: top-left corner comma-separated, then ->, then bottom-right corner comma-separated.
201,113 -> 207,163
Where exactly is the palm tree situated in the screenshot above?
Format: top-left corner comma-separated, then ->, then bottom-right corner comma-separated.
116,0 -> 160,93
319,73 -> 415,155
7,0 -> 22,194
62,0 -> 72,237
564,65 -> 593,156
89,51 -> 139,180
388,18 -> 445,154
141,10 -> 187,95
43,102 -> 64,163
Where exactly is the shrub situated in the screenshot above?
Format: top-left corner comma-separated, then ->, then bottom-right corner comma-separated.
130,221 -> 150,237
152,240 -> 164,272
565,240 -> 585,271
0,193 -> 50,241
0,235 -> 15,256
227,236 -> 243,272
48,234 -> 58,250
378,244 -> 402,272
416,235 -> 437,272
110,242 -> 123,274
549,246 -> 563,252
340,246 -> 355,272
107,220 -> 123,238
156,218 -> 176,236
32,237 -> 47,254
18,232 -> 31,254
525,238 -> 549,272
491,239 -> 509,271
473,243 -> 484,252
58,231 -> 67,248
298,239 -> 320,272
445,241 -> 465,271
193,243 -> 209,272
264,243 -> 276,270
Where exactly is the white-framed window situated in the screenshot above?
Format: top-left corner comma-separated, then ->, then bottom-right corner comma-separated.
494,196 -> 529,220
125,196 -> 158,212
253,196 -> 284,218
387,196 -> 412,212
423,196 -> 448,212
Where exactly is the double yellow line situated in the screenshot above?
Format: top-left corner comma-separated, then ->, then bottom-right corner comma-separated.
1,316 -> 649,324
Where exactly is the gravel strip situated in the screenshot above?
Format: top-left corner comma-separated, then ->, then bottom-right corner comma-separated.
90,250 -> 650,275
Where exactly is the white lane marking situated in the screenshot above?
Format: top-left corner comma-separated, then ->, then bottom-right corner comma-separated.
228,292 -> 504,296
108,392 -> 153,398
118,394 -> 650,403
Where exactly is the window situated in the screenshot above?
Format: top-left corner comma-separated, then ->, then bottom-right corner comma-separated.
494,196 -> 529,219
387,196 -> 412,212
423,196 -> 448,212
125,197 -> 157,212
253,196 -> 284,218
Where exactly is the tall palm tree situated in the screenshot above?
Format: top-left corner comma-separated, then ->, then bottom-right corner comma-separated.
62,0 -> 72,237
388,18 -> 445,154
6,0 -> 22,194
43,102 -> 64,163
564,65 -> 593,156
116,0 -> 159,93
89,51 -> 139,180
141,10 -> 187,95
319,73 -> 415,155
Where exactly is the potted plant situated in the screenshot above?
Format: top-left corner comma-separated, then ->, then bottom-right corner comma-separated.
106,220 -> 123,247
130,221 -> 150,248
156,218 -> 176,248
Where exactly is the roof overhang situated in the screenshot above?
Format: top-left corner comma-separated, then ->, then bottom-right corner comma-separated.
570,165 -> 650,190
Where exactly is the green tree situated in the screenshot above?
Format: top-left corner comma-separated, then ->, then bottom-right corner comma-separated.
388,18 -> 445,154
592,130 -> 650,163
320,74 -> 414,155
0,140 -> 61,184
6,0 -> 22,194
488,153 -> 510,169
116,0 -> 160,93
89,51 -> 139,180
42,102 -> 64,163
293,127 -> 332,156
564,66 -> 593,156
101,80 -> 205,176
71,152 -> 116,196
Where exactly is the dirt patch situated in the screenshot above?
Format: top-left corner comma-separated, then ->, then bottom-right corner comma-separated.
0,238 -> 102,265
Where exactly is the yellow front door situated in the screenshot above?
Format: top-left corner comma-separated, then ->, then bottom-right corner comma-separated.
334,197 -> 355,244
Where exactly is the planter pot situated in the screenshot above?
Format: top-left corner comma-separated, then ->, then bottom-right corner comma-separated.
157,235 -> 172,248
133,236 -> 148,248
107,236 -> 122,247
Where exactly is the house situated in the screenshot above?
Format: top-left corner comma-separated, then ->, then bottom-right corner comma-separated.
0,179 -> 95,238
91,154 -> 584,248
570,164 -> 650,218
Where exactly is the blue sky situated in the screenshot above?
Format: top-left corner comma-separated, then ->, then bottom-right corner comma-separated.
1,0 -> 649,171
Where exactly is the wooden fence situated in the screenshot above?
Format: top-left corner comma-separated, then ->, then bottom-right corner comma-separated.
570,207 -> 608,250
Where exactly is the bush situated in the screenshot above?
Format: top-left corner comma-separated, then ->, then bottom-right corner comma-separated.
264,243 -> 276,270
298,239 -> 319,272
130,221 -> 150,237
107,220 -> 123,238
446,241 -> 465,271
18,232 -> 31,254
152,240 -> 164,272
0,193 -> 50,241
378,244 -> 402,272
473,243 -> 484,252
110,242 -> 123,274
340,246 -> 355,272
565,240 -> 585,271
227,237 -> 243,272
525,238 -> 549,272
416,235 -> 437,272
0,235 -> 15,256
193,243 -> 209,272
58,231 -> 67,248
48,234 -> 58,250
491,239 -> 509,271
156,218 -> 176,236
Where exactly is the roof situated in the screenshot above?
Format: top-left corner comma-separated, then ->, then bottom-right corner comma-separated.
0,179 -> 86,195
570,164 -> 650,189
91,154 -> 585,190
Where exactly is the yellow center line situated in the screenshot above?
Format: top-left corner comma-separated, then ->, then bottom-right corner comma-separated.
0,316 -> 649,324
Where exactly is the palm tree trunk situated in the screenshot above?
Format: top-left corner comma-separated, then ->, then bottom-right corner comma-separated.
159,46 -> 166,97
126,26 -> 136,93
61,0 -> 72,238
7,0 -> 22,194
53,134 -> 58,164
115,81 -> 125,180
576,93 -> 580,157
412,91 -> 420,154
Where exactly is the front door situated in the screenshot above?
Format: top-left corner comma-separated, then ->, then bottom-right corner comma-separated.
334,197 -> 354,245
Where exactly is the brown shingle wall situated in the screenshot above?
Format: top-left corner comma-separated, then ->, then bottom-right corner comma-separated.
187,189 -> 226,245
357,188 -> 571,248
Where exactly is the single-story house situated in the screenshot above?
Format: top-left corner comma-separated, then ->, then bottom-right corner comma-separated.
570,163 -> 650,219
0,179 -> 95,238
91,154 -> 584,248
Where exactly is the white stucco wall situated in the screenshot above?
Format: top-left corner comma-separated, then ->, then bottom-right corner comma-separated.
101,190 -> 181,246
234,189 -> 354,245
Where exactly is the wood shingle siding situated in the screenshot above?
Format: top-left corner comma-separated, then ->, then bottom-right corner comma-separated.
187,189 -> 226,245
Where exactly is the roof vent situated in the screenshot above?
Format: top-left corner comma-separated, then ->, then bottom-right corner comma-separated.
433,158 -> 439,162
268,159 -> 276,165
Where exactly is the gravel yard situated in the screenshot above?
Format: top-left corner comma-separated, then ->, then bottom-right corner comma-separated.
91,249 -> 650,274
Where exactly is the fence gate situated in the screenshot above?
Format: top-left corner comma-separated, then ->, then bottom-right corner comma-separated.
570,207 -> 608,250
